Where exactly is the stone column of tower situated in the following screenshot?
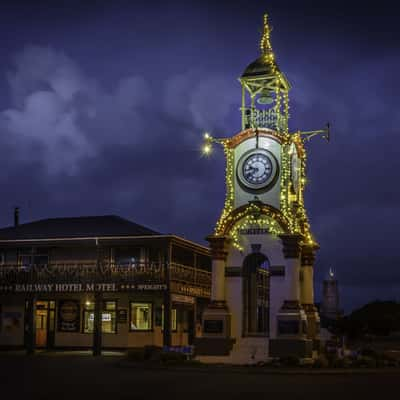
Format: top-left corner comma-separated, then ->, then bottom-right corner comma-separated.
194,236 -> 235,358
301,245 -> 321,348
208,235 -> 230,304
280,234 -> 302,302
269,234 -> 312,358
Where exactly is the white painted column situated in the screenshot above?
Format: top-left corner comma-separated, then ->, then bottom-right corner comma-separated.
211,259 -> 226,302
300,245 -> 317,305
279,234 -> 303,303
286,257 -> 301,302
301,266 -> 314,305
206,235 -> 230,304
300,245 -> 319,342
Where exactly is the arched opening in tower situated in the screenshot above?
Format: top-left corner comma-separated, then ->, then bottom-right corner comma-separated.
242,250 -> 270,336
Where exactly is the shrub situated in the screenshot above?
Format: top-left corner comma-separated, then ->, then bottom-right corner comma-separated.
332,357 -> 352,368
360,347 -> 378,358
269,358 -> 282,368
143,345 -> 162,361
312,354 -> 329,368
381,351 -> 400,367
160,351 -> 187,364
354,356 -> 377,368
126,348 -> 146,362
280,356 -> 300,367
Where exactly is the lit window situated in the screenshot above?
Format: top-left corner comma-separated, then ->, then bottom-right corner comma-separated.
83,301 -> 116,334
161,306 -> 177,331
130,303 -> 152,331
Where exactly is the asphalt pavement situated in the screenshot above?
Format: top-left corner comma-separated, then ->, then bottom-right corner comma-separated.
1,352 -> 399,400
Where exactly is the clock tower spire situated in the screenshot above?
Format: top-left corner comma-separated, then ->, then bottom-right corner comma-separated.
260,13 -> 273,56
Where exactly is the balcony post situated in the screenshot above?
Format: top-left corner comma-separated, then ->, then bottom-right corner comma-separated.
25,293 -> 37,355
163,243 -> 172,348
92,291 -> 102,356
93,238 -> 102,356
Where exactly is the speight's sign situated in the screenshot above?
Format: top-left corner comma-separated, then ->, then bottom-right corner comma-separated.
170,282 -> 211,298
0,282 -> 167,293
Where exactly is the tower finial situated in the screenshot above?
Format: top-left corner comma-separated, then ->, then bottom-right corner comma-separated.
329,268 -> 335,279
260,13 -> 274,59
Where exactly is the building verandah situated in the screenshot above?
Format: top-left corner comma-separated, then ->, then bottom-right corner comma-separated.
0,233 -> 211,355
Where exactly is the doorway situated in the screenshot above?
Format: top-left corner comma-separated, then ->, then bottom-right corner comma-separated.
36,308 -> 48,347
242,251 -> 270,336
35,300 -> 56,348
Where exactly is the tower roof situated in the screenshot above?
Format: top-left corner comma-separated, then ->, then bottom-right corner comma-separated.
241,13 -> 289,88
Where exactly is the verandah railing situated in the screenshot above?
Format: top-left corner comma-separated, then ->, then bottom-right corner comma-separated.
0,262 -> 211,288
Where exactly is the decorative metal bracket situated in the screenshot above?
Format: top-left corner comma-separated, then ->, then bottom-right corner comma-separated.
298,122 -> 330,143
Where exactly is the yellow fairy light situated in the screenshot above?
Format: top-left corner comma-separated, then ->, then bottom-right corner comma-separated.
202,14 -> 319,250
202,143 -> 212,156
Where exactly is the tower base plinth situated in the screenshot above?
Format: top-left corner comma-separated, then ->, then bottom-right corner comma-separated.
270,300 -> 312,358
194,301 -> 234,356
269,338 -> 313,358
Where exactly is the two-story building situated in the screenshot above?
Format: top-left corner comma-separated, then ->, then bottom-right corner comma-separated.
0,214 -> 211,354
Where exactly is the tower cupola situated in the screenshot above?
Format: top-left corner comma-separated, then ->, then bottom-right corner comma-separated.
239,14 -> 290,132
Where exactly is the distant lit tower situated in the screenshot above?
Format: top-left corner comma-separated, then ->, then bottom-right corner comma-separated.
321,269 -> 341,320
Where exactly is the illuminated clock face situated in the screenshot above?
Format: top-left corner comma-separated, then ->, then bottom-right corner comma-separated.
237,149 -> 278,192
243,153 -> 272,185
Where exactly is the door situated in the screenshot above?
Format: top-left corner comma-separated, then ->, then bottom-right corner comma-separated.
36,309 -> 48,347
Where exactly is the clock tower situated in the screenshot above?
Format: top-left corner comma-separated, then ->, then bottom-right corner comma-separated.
196,14 -> 325,363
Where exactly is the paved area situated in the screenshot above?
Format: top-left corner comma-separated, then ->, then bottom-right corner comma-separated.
1,352 -> 399,400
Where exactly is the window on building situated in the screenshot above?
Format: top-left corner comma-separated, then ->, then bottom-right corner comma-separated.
130,302 -> 152,331
115,247 -> 141,267
83,301 -> 117,334
18,248 -> 49,269
161,306 -> 177,331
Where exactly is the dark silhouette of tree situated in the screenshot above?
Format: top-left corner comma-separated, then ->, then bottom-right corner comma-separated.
339,301 -> 400,339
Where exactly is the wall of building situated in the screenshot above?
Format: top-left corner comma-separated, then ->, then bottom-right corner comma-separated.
0,292 -> 194,350
0,296 -> 25,347
51,247 -> 97,263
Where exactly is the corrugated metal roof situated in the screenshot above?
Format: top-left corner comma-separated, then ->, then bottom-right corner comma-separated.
0,215 -> 160,240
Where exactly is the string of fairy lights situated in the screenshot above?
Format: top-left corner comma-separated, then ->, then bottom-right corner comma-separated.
200,13 -> 317,251
202,130 -> 316,251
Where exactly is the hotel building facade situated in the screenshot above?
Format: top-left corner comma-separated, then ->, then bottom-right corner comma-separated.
0,215 -> 211,353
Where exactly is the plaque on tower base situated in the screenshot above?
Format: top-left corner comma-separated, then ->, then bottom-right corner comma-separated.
201,301 -> 231,338
270,300 -> 312,358
194,301 -> 235,356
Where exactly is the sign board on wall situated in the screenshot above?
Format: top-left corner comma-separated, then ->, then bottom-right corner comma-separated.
170,282 -> 210,298
203,319 -> 224,334
58,300 -> 80,332
2,311 -> 22,334
0,282 -> 167,293
117,309 -> 128,324
171,294 -> 195,305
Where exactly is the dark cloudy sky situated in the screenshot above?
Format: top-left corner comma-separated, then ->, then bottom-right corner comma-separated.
0,0 -> 399,312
